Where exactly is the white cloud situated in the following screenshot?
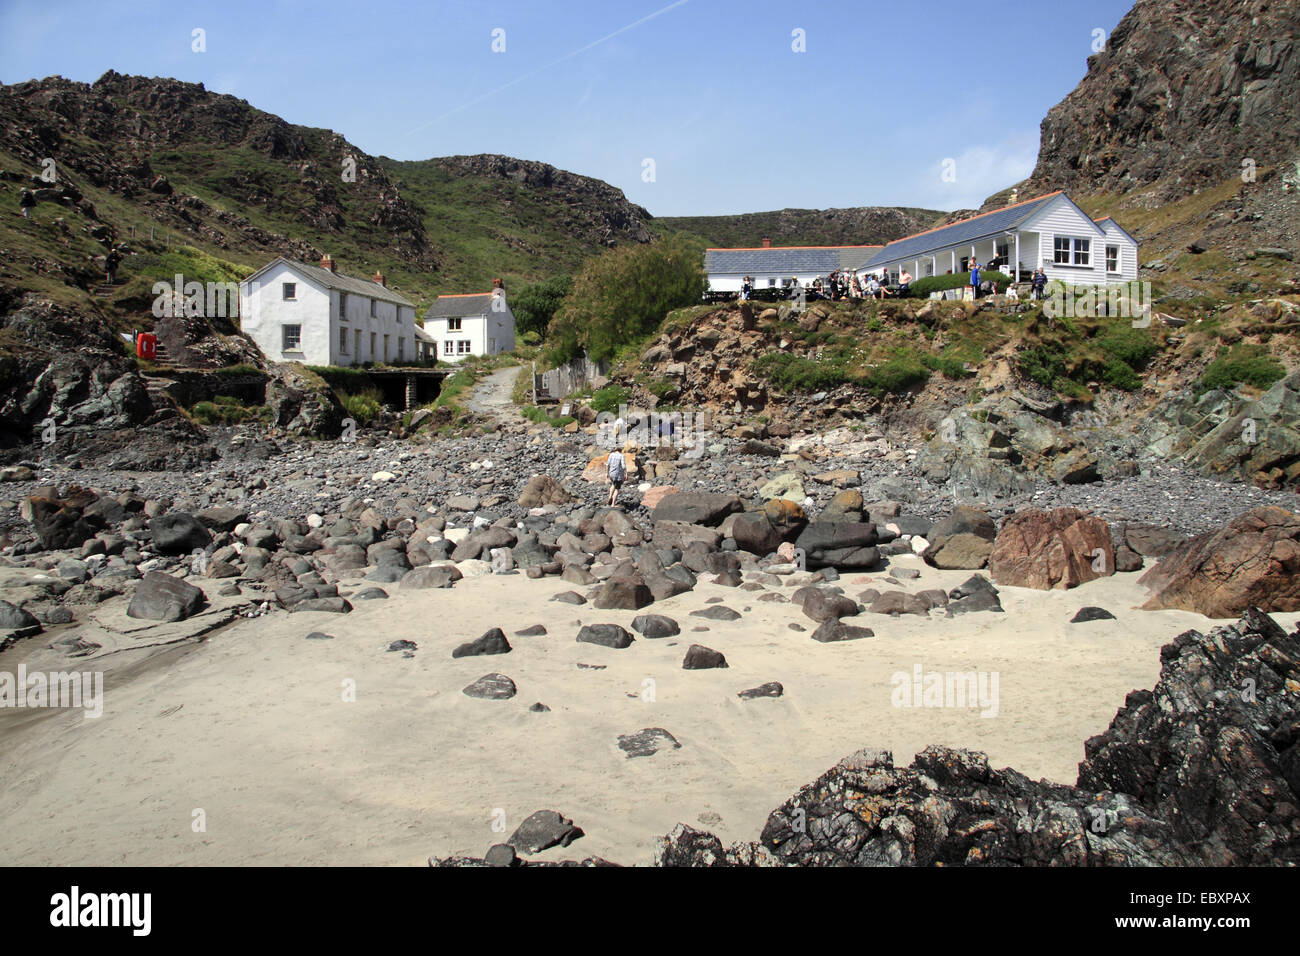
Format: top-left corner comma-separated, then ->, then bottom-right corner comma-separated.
913,136 -> 1040,209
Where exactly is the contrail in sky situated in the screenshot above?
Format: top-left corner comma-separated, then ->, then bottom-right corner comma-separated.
407,0 -> 691,135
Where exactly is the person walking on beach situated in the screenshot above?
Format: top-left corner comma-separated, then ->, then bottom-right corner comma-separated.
606,447 -> 626,506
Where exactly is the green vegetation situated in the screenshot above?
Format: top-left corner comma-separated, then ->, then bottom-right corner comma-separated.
652,206 -> 945,248
1199,344 -> 1287,393
544,234 -> 707,364
521,405 -> 577,428
338,386 -> 383,425
907,270 -> 1011,298
589,384 -> 631,413
434,368 -> 476,409
510,275 -> 572,337
189,395 -> 270,425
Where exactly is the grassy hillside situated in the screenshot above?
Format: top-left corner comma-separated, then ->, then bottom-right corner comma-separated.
654,205 -> 949,248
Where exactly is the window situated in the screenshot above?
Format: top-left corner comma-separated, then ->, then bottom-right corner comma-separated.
1055,237 -> 1091,266
282,282 -> 296,300
444,340 -> 454,355
924,262 -> 934,277
397,338 -> 404,361
1106,245 -> 1119,272
354,330 -> 361,357
383,334 -> 390,361
457,340 -> 471,355
370,299 -> 377,318
338,292 -> 347,317
370,332 -> 377,356
996,242 -> 1009,261
768,278 -> 776,287
339,327 -> 348,354
960,257 -> 969,271
282,324 -> 301,351
447,317 -> 462,332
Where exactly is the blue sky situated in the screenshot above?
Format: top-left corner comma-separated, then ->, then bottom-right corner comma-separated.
0,0 -> 1136,216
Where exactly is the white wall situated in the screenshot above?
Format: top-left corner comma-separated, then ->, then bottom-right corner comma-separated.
708,271 -> 825,292
426,295 -> 516,363
240,261 -> 418,368
239,261 -> 332,365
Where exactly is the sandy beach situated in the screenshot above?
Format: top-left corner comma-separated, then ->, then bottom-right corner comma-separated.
2,552 -> 1287,867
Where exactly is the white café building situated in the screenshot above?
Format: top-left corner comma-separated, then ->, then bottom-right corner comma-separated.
239,255 -> 418,367
858,190 -> 1139,285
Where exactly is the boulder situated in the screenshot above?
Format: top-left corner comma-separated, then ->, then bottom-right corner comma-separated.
758,472 -> 805,502
923,533 -> 994,570
683,645 -> 728,669
640,486 -> 680,510
632,614 -> 680,638
793,522 -> 880,570
506,810 -> 584,855
517,475 -> 577,508
1139,506 -> 1300,616
452,627 -> 512,658
820,489 -> 864,522
730,512 -> 782,555
462,673 -> 517,700
799,589 -> 860,623
400,565 -> 462,589
576,624 -> 635,648
127,571 -> 206,622
149,512 -> 212,555
617,727 -> 681,759
592,576 -> 654,610
650,492 -> 742,526
988,507 -> 1114,590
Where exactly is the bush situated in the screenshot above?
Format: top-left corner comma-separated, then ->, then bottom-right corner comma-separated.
1102,359 -> 1142,391
1097,327 -> 1159,370
752,352 -> 848,391
511,275 -> 572,338
590,384 -> 631,413
907,270 -> 1011,299
862,351 -> 929,396
189,396 -> 269,425
1018,342 -> 1068,389
339,386 -> 383,424
1199,345 -> 1286,393
922,354 -> 973,379
545,233 -> 707,364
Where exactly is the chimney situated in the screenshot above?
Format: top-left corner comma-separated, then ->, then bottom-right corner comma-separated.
761,238 -> 771,248
320,254 -> 335,272
372,270 -> 386,287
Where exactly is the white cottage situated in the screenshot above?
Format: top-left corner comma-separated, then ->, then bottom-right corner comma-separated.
239,255 -> 418,367
859,191 -> 1139,286
704,242 -> 883,293
422,279 -> 516,363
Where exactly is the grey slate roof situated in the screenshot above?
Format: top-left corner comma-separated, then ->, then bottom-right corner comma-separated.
705,245 -> 882,276
862,192 -> 1063,267
248,257 -> 416,308
423,293 -> 496,320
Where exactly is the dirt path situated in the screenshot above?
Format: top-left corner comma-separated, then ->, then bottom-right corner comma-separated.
465,366 -> 525,425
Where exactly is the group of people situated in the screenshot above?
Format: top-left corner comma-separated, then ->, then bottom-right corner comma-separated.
967,263 -> 1050,300
738,269 -> 915,303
